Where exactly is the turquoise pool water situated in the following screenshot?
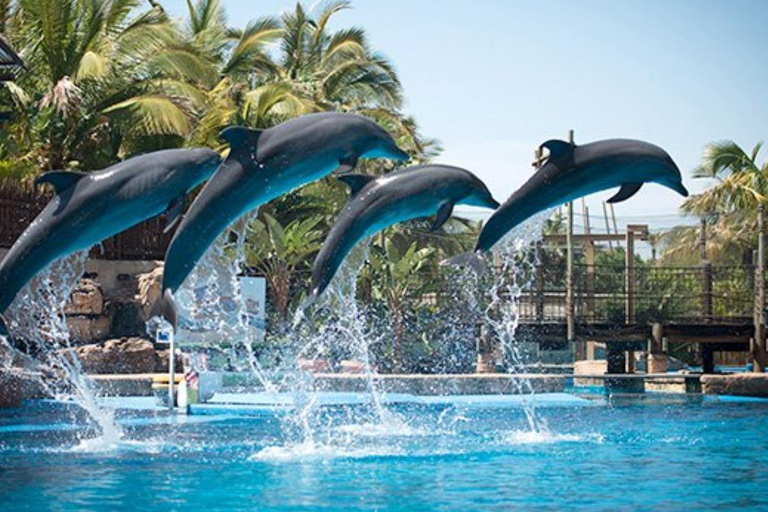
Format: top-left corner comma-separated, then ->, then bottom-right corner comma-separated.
1,394 -> 767,511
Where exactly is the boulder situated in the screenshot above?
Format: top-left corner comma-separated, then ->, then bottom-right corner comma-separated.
136,266 -> 164,319
108,298 -> 146,337
64,337 -> 156,374
62,337 -> 183,374
64,279 -> 104,315
66,315 -> 113,344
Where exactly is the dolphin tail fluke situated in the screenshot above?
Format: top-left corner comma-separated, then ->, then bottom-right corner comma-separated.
161,289 -> 178,332
149,288 -> 178,332
441,251 -> 487,275
292,290 -> 319,329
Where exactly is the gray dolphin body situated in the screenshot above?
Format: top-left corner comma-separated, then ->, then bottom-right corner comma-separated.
448,138 -> 688,268
0,148 -> 221,332
305,164 -> 499,305
161,112 -> 409,300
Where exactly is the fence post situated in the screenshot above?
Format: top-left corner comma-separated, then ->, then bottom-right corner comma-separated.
535,241 -> 544,322
700,218 -> 712,322
753,207 -> 767,372
625,228 -> 635,325
701,261 -> 712,322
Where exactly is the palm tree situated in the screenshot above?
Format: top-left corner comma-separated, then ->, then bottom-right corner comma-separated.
665,141 -> 768,264
1,0 -> 216,172
244,212 -> 325,324
182,0 -> 294,148
369,239 -> 434,371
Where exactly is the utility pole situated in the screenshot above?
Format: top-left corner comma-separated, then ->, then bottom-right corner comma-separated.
602,202 -> 613,250
700,217 -> 712,322
610,203 -> 620,249
534,146 -> 545,323
566,130 -> 577,356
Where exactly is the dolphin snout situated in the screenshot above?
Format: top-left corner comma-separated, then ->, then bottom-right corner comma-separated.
671,181 -> 689,197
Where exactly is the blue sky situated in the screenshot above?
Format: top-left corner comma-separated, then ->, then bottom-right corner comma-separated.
166,0 -> 768,231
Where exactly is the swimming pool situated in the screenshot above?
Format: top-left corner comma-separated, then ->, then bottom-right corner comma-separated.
1,394 -> 767,511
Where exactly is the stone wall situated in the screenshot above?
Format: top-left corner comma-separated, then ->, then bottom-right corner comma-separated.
60,337 -> 182,375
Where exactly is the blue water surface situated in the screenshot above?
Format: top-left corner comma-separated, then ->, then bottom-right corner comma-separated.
1,394 -> 767,511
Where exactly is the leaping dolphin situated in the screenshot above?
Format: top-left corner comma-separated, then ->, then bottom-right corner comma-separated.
446,138 -> 688,270
0,148 -> 221,335
304,164 -> 499,307
160,112 -> 410,319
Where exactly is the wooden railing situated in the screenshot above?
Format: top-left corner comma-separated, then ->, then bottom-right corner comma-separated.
0,179 -> 172,260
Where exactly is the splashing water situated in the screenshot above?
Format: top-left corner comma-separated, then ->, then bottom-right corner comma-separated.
483,210 -> 554,433
174,213 -> 274,392
5,251 -> 123,448
258,242 -> 413,457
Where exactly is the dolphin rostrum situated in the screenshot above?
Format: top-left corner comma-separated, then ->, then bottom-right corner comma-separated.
0,148 -> 221,335
446,138 -> 688,271
160,112 -> 410,315
304,164 -> 499,307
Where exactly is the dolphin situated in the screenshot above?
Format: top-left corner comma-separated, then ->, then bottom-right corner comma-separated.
160,112 -> 410,320
445,138 -> 688,271
0,148 -> 221,336
303,164 -> 499,307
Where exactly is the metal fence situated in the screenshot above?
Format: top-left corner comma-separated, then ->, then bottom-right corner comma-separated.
512,263 -> 756,325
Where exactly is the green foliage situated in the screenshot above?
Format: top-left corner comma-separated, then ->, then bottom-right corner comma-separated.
664,141 -> 768,264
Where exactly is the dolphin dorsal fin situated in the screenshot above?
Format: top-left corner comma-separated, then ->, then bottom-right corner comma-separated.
540,139 -> 574,161
219,126 -> 262,149
338,174 -> 376,197
35,170 -> 87,194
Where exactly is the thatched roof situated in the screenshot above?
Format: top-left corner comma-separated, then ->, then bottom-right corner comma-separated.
0,36 -> 24,82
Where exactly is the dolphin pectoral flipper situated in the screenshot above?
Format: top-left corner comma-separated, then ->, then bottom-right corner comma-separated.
441,251 -> 487,274
35,170 -> 87,193
337,155 -> 359,174
338,173 -> 376,196
607,183 -> 643,203
163,197 -> 185,233
430,202 -> 454,231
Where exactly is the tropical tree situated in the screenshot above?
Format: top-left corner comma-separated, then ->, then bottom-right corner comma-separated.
1,0 -> 216,172
664,141 -> 767,264
368,239 -> 434,371
244,212 -> 324,324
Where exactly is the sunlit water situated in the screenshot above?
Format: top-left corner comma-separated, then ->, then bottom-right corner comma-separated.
1,396 -> 767,511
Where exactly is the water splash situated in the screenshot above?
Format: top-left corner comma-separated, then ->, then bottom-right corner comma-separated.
265,242 -> 416,454
5,251 -> 123,447
484,210 -> 553,433
174,213 -> 274,392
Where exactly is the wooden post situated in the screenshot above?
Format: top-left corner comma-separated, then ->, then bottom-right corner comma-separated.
625,227 -> 635,325
753,207 -> 767,372
565,130 -> 577,357
647,322 -> 668,374
585,240 -> 595,323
